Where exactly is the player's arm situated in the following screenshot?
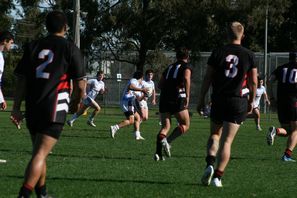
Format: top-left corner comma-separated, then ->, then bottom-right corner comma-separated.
129,83 -> 148,93
197,64 -> 214,114
184,68 -> 191,108
267,73 -> 277,102
0,89 -> 6,110
247,67 -> 258,113
10,75 -> 26,129
151,87 -> 156,105
74,78 -> 87,104
263,90 -> 270,105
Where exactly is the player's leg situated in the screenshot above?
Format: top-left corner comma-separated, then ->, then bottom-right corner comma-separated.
167,109 -> 190,144
154,112 -> 171,160
254,108 -> 262,130
67,102 -> 89,127
201,121 -> 223,186
214,122 -> 240,179
18,133 -> 57,198
134,111 -> 145,140
140,101 -> 149,121
87,101 -> 101,127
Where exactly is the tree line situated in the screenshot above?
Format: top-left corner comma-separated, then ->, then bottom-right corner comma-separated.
1,0 -> 297,96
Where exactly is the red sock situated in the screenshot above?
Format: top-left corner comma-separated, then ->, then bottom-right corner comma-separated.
284,148 -> 292,157
214,169 -> 224,179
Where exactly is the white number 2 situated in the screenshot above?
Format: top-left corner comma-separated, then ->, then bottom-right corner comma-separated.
36,49 -> 54,79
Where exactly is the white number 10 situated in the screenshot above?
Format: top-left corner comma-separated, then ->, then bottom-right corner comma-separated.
36,49 -> 53,79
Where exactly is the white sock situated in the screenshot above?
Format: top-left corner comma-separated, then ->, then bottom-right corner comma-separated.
135,131 -> 141,137
70,113 -> 78,121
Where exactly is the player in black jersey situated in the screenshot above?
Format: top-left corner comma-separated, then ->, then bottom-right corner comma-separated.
197,22 -> 258,187
10,11 -> 86,198
154,47 -> 192,161
266,51 -> 297,162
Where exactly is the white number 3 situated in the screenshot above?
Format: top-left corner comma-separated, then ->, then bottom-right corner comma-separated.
225,54 -> 239,78
36,49 -> 54,79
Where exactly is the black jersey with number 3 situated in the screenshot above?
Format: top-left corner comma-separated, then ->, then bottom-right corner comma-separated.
15,35 -> 86,125
208,44 -> 256,98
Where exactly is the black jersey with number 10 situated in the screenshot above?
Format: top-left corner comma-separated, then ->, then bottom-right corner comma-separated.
208,44 -> 257,98
272,62 -> 297,99
14,35 -> 86,125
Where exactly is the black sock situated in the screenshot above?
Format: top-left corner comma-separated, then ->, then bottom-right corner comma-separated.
35,185 -> 47,198
156,134 -> 166,155
205,155 -> 215,167
18,184 -> 33,198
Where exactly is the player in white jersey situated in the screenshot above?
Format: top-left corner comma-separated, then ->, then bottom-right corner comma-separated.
138,69 -> 156,120
0,31 -> 14,111
0,31 -> 13,164
110,71 -> 148,140
249,77 -> 270,131
67,71 -> 106,127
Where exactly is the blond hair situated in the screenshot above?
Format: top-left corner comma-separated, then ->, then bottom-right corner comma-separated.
228,21 -> 244,40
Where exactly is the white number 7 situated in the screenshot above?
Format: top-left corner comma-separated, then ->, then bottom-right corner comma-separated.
36,49 -> 54,79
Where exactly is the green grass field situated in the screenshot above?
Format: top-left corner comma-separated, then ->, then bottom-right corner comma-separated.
0,107 -> 296,198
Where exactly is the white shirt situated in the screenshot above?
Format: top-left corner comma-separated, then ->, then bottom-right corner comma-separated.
0,51 -> 4,103
86,79 -> 105,100
122,78 -> 141,101
254,85 -> 266,108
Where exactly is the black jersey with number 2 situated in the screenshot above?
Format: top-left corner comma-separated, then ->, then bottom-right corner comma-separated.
208,44 -> 256,98
15,35 -> 86,125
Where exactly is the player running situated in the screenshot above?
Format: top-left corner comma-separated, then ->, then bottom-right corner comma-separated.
197,21 -> 258,187
67,70 -> 106,127
110,71 -> 148,140
266,51 -> 297,162
154,46 -> 192,161
10,11 -> 86,197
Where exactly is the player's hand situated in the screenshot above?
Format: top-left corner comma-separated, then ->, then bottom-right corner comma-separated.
142,87 -> 149,94
266,100 -> 271,106
151,100 -> 156,105
247,102 -> 253,114
0,101 -> 7,110
10,110 -> 24,130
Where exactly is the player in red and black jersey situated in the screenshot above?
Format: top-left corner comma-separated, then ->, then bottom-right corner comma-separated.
197,22 -> 258,187
266,51 -> 297,162
154,47 -> 192,161
10,11 -> 86,198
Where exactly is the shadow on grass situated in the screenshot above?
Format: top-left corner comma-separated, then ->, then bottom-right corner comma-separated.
2,174 -> 198,186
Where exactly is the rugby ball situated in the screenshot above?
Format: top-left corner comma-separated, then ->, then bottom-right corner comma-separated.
146,87 -> 153,97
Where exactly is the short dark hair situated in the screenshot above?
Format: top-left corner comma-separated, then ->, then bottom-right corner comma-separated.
133,71 -> 143,80
96,70 -> 104,76
145,69 -> 154,75
46,11 -> 67,33
176,47 -> 189,60
289,51 -> 297,62
0,31 -> 14,43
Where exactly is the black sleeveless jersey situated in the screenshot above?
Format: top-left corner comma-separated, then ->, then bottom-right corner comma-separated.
15,35 -> 86,124
208,44 -> 257,98
160,60 -> 192,101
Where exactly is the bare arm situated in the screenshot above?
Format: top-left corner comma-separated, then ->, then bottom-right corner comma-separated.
10,75 -> 26,128
247,68 -> 258,113
74,78 -> 87,104
197,65 -> 215,114
151,88 -> 156,105
184,68 -> 191,108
